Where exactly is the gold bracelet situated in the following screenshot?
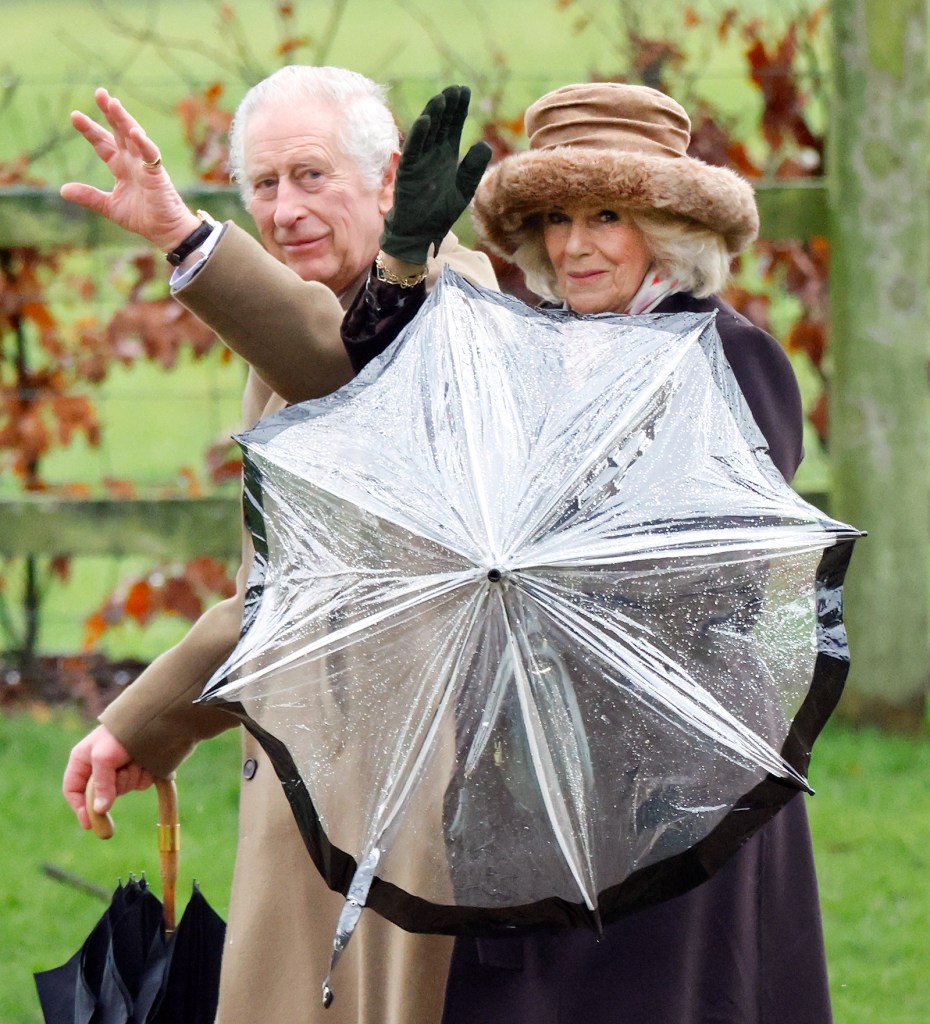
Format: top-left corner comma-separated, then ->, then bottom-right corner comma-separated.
374,251 -> 428,288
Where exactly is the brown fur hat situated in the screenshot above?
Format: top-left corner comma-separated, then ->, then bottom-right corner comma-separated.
472,83 -> 759,258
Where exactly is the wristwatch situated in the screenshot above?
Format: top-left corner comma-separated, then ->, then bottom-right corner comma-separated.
165,210 -> 218,267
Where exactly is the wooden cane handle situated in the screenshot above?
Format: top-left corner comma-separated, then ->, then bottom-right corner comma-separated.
85,779 -> 115,840
155,777 -> 180,933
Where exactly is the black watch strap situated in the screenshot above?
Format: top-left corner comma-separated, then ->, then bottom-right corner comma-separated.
166,219 -> 215,267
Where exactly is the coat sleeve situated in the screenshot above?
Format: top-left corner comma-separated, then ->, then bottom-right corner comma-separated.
174,225 -> 495,404
99,558 -> 251,778
173,223 -> 354,405
343,233 -> 499,372
715,312 -> 804,483
428,231 -> 497,290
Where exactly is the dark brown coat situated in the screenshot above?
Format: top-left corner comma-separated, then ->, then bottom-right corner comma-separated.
439,292 -> 832,1024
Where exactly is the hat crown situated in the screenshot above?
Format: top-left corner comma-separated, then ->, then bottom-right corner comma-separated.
525,83 -> 691,160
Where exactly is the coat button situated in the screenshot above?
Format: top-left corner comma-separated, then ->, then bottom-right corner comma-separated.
242,757 -> 258,780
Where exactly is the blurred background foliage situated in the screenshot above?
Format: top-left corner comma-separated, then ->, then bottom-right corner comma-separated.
0,0 -> 834,676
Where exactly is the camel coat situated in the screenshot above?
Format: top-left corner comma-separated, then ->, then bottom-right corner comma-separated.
100,223 -> 496,1024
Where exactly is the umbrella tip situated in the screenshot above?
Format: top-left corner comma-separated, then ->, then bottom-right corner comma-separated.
322,981 -> 334,1009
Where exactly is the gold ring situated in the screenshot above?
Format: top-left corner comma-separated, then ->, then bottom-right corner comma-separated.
141,155 -> 163,170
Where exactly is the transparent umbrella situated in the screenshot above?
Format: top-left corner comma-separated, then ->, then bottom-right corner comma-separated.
199,271 -> 861,1004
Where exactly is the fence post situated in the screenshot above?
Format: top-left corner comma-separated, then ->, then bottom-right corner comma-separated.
830,0 -> 930,729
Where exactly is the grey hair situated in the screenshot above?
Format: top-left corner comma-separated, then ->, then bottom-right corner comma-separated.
514,208 -> 733,304
228,65 -> 400,205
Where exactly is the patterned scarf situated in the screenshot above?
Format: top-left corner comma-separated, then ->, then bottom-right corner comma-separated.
623,267 -> 679,314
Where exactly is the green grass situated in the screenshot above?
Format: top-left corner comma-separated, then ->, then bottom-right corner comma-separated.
807,725 -> 930,1024
0,711 -> 926,1023
0,709 -> 240,1024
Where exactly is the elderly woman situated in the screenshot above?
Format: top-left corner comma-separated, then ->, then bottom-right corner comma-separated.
346,82 -> 829,1024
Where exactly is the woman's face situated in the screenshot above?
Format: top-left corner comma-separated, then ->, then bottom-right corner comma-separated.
542,204 -> 651,314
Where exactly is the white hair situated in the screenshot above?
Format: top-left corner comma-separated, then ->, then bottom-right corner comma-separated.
514,208 -> 733,304
228,65 -> 400,204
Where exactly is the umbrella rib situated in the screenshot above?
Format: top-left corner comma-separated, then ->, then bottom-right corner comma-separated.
519,576 -> 806,787
254,450 -> 485,568
496,588 -> 598,911
506,332 -> 699,557
209,569 -> 481,698
525,522 -> 858,569
444,326 -> 519,561
363,589 -> 490,846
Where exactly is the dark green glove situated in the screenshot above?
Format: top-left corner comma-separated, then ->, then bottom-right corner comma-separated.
380,85 -> 493,266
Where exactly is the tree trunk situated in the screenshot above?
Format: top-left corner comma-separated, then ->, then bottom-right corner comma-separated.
830,0 -> 929,731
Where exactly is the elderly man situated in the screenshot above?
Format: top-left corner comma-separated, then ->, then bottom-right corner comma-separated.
60,66 -> 495,1024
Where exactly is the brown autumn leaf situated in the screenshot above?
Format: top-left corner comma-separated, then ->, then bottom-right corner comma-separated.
56,482 -> 93,498
806,5 -> 827,36
124,579 -> 153,625
721,283 -> 772,334
205,436 -> 243,484
808,392 -> 829,445
629,33 -> 685,90
688,109 -> 762,176
83,612 -> 108,651
785,318 -> 827,370
718,8 -> 739,41
175,84 -> 233,183
128,251 -> 159,294
764,241 -> 828,310
49,555 -> 71,583
102,477 -> 137,499
0,154 -> 45,187
161,576 -> 204,621
21,300 -> 56,332
185,555 -> 236,597
106,295 -> 218,369
743,21 -> 823,161
52,394 -> 99,447
480,123 -> 521,163
276,35 -> 311,56
4,408 -> 51,470
209,458 -> 243,484
178,466 -> 204,498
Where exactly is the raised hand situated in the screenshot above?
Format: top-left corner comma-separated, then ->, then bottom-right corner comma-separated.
60,88 -> 201,252
380,85 -> 492,266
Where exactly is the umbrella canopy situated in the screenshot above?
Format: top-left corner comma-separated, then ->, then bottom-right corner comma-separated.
200,271 -> 860,990
35,781 -> 225,1024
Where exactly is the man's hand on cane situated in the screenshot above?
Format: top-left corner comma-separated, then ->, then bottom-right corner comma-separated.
62,723 -> 156,830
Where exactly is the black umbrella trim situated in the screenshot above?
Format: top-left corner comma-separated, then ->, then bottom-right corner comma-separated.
212,534 -> 856,937
237,451 -> 270,641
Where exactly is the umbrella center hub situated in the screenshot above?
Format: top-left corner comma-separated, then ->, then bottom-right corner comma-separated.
487,568 -> 504,583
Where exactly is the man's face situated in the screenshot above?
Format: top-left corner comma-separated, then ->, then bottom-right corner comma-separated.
244,98 -> 395,293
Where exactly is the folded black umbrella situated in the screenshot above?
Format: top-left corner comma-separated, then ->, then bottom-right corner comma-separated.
35,778 -> 225,1024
